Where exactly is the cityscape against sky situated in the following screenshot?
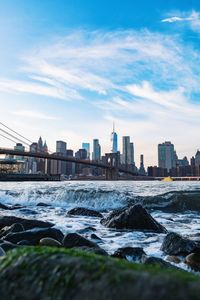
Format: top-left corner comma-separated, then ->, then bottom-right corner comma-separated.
0,0 -> 200,166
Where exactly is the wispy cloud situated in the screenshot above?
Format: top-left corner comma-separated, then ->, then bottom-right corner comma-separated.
11,110 -> 61,121
162,10 -> 200,33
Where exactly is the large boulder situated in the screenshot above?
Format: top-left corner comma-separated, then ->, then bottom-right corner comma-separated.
0,216 -> 53,230
63,233 -> 99,249
141,256 -> 181,270
112,247 -> 146,262
0,247 -> 200,300
185,253 -> 200,271
0,223 -> 24,238
67,207 -> 103,218
101,204 -> 167,233
161,232 -> 197,255
3,227 -> 64,245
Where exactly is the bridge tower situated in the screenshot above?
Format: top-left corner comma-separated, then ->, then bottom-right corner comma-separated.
105,153 -> 119,180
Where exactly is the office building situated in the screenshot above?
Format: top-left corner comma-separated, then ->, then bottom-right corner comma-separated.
82,143 -> 90,159
158,141 -> 177,171
111,123 -> 118,153
92,139 -> 101,161
122,136 -> 131,165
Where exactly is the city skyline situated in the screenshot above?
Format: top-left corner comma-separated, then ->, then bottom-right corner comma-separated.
1,1 -> 200,166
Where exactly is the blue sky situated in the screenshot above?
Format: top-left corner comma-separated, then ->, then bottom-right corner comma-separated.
0,0 -> 200,166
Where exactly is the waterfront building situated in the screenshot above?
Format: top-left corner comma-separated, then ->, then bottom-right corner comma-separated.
122,136 -> 131,166
92,139 -> 101,161
130,142 -> 134,164
139,154 -> 146,175
111,123 -> 118,153
82,143 -> 90,159
158,141 -> 177,171
56,141 -> 67,155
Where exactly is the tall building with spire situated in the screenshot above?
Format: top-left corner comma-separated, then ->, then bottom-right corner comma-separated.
111,122 -> 118,153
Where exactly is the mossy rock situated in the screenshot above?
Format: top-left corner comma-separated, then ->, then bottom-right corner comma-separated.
0,247 -> 200,300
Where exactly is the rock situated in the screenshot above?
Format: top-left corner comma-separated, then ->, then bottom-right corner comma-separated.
68,207 -> 103,218
91,234 -> 102,241
161,232 -> 197,255
17,240 -> 32,246
0,223 -> 24,238
36,202 -> 51,207
63,233 -> 99,249
0,242 -> 18,252
0,247 -> 5,257
77,226 -> 96,234
101,204 -> 167,233
0,203 -> 24,210
166,255 -> 181,264
0,216 -> 54,230
185,253 -> 200,271
18,208 -> 38,215
141,256 -> 180,270
39,237 -> 62,247
0,203 -> 10,210
0,247 -> 199,299
3,227 -> 64,245
112,247 -> 146,262
73,246 -> 108,256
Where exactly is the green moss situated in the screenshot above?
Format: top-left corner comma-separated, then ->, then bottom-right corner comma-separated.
0,247 -> 200,300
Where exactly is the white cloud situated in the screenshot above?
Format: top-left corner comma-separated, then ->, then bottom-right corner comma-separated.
162,10 -> 200,33
11,110 -> 61,121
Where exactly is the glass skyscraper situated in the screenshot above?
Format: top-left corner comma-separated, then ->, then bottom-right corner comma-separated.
111,123 -> 118,153
82,143 -> 90,159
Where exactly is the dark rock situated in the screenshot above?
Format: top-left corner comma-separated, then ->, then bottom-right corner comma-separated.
161,232 -> 197,255
19,208 -> 38,215
112,247 -> 146,262
0,203 -> 10,210
0,223 -> 24,238
73,246 -> 108,256
17,240 -> 32,246
185,253 -> 200,271
101,204 -> 167,233
91,234 -> 102,241
68,207 -> 103,218
141,255 -> 180,270
0,241 -> 18,252
63,233 -> 99,249
36,202 -> 51,207
39,237 -> 61,247
3,227 -> 64,245
77,226 -> 96,234
0,203 -> 24,210
166,255 -> 181,264
0,216 -> 54,230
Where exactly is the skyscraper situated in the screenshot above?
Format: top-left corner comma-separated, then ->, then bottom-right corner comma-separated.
122,136 -> 131,165
56,141 -> 67,155
82,143 -> 90,159
139,154 -> 146,175
92,139 -> 101,161
111,122 -> 118,153
158,141 -> 177,171
130,142 -> 134,164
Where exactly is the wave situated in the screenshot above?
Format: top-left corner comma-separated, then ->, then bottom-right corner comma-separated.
1,186 -> 200,212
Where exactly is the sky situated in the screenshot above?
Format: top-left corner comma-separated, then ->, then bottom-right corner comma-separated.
0,0 -> 200,166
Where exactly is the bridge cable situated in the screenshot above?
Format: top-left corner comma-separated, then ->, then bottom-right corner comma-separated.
0,133 -> 20,145
0,128 -> 30,147
0,122 -> 33,144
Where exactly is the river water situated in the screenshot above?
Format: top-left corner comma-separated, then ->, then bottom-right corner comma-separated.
1,180 -> 200,271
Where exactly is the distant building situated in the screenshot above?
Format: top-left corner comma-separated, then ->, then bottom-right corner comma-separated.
92,139 -> 101,161
56,141 -> 67,155
130,142 -> 134,165
111,123 -> 118,153
122,136 -> 131,166
139,154 -> 146,175
82,143 -> 90,159
158,141 -> 176,171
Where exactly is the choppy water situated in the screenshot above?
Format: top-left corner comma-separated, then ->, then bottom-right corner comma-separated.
0,180 -> 200,271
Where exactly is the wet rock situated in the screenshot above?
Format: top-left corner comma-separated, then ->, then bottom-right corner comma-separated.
0,203 -> 10,210
0,216 -> 54,230
0,247 -> 5,256
67,207 -> 103,218
77,226 -> 96,234
0,223 -> 24,238
101,204 -> 167,233
63,233 -> 99,249
17,240 -> 32,246
91,234 -> 102,241
112,247 -> 146,262
73,246 -> 108,256
141,255 -> 180,270
39,237 -> 62,247
166,255 -> 181,264
161,232 -> 197,255
185,253 -> 200,271
3,227 -> 64,245
0,241 -> 18,252
0,203 -> 24,210
36,202 -> 51,207
19,208 -> 38,215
